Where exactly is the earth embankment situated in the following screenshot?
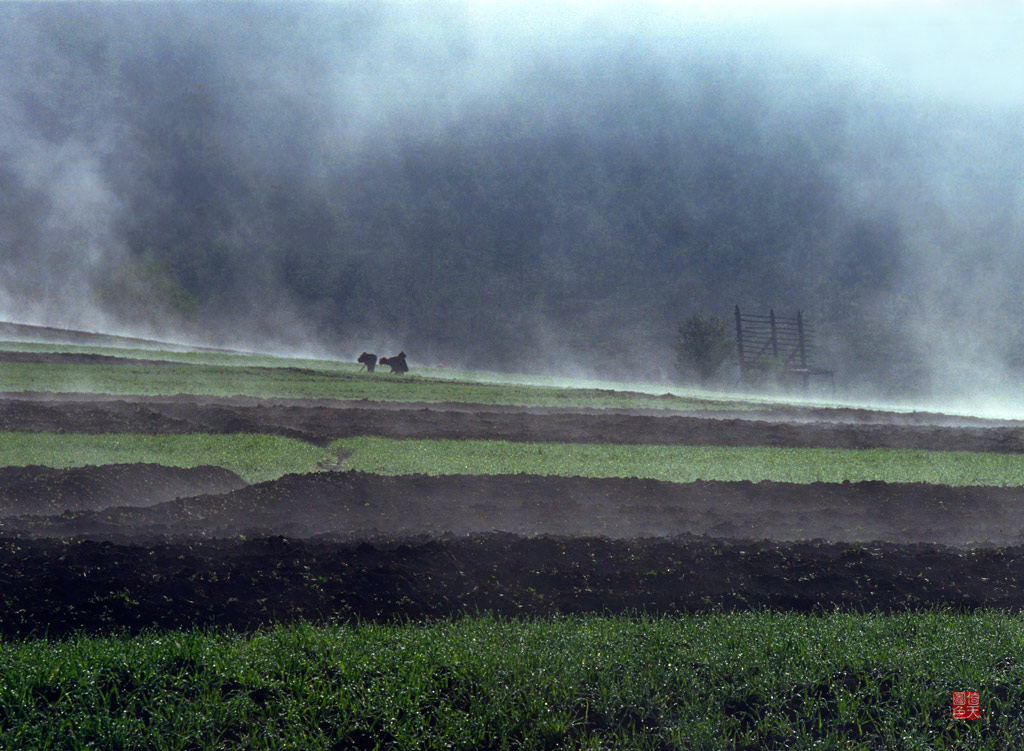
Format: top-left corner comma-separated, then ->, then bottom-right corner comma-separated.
0,464 -> 245,516
1,470 -> 1021,548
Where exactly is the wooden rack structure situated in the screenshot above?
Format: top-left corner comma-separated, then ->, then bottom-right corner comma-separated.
734,305 -> 835,392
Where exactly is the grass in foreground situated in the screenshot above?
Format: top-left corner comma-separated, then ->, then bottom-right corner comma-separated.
0,353 -> 748,411
0,432 -> 332,484
0,613 -> 1012,750
331,436 -> 1024,486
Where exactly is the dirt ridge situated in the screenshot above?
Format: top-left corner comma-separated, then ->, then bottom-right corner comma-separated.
3,469 -> 1022,547
2,396 -> 1023,452
0,464 -> 246,517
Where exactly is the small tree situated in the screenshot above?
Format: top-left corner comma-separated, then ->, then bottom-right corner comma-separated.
675,314 -> 734,386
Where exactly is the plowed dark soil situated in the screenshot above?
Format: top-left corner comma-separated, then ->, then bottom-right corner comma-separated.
0,466 -> 1021,634
4,471 -> 1023,548
0,534 -> 1022,638
2,393 -> 1024,451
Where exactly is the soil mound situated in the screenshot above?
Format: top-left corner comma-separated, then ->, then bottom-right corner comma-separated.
6,471 -> 1024,547
1,533 -> 1023,637
0,464 -> 246,517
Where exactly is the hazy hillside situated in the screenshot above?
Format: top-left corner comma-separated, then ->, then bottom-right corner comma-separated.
2,3 -> 1022,400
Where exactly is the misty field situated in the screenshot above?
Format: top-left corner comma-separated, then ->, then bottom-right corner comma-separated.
0,613 -> 1013,750
3,338 -> 1024,749
331,436 -> 1024,486
6,0 -> 1024,746
0,354 -> 747,411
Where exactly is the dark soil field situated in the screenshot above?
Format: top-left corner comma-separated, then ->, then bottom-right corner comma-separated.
4,470 -> 1024,547
2,533 -> 1023,638
3,392 -> 1024,451
3,390 -> 1024,636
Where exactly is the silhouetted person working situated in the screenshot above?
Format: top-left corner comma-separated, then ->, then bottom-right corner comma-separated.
357,352 -> 377,372
379,351 -> 408,374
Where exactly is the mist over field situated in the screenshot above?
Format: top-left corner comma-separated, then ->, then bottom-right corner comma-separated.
1,1 -> 1022,402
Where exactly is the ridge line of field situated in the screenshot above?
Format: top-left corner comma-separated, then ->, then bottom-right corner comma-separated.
6,390 -> 1022,427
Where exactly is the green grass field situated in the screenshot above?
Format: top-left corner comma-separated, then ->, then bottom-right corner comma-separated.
0,356 -> 748,411
0,613 -> 1010,750
0,432 -> 332,483
330,436 -> 1024,486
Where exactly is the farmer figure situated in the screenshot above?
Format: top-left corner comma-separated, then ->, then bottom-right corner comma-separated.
357,352 -> 377,372
379,351 -> 409,374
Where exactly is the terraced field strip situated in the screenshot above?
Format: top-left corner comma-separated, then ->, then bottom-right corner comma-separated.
0,357 -> 746,411
331,436 -> 1024,486
0,613 -> 1011,749
0,339 -> 758,404
0,432 -> 333,483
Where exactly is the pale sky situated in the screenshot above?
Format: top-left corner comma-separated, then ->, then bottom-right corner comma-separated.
464,1 -> 1024,108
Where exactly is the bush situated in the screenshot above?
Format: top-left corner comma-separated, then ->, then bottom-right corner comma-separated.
743,353 -> 796,389
675,314 -> 734,386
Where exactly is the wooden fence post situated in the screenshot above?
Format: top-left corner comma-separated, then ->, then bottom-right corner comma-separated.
797,309 -> 809,391
734,305 -> 745,382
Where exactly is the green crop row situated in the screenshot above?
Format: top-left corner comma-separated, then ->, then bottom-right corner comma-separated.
330,436 -> 1024,486
2,432 -> 1021,487
0,612 -> 1013,750
0,432 -> 332,484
